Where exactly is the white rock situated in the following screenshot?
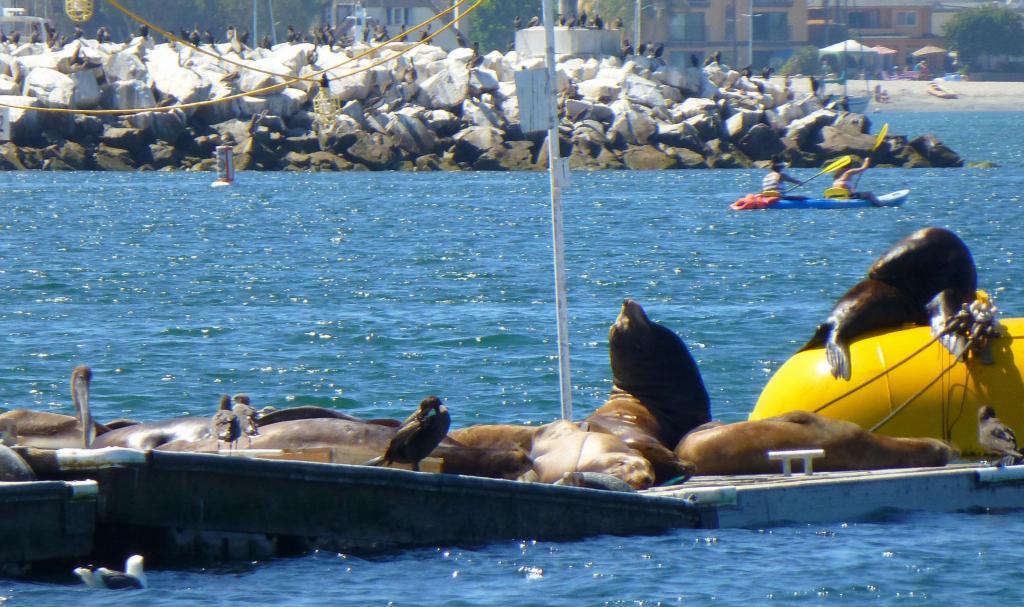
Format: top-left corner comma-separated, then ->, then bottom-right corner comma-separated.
327,68 -> 372,102
578,77 -> 621,103
609,105 -> 655,145
446,47 -> 476,66
103,49 -> 149,84
22,67 -> 74,107
0,74 -> 18,96
418,69 -> 467,109
0,94 -> 40,138
425,109 -> 459,134
582,58 -> 600,81
725,108 -> 763,140
70,70 -> 101,108
102,79 -> 156,110
462,97 -> 504,128
454,125 -> 503,152
387,111 -> 438,156
678,97 -> 717,119
622,73 -> 665,108
469,68 -> 499,95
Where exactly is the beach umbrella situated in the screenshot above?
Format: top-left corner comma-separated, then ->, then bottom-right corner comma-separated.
912,45 -> 947,57
819,40 -> 880,54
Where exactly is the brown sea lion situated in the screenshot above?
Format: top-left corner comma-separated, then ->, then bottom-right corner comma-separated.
92,416 -> 212,449
801,227 -> 977,380
675,410 -> 957,476
585,299 -> 708,483
0,365 -> 102,449
447,424 -> 539,452
255,405 -> 400,428
525,420 -> 655,490
159,417 -> 533,480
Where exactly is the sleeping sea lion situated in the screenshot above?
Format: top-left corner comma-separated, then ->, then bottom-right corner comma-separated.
801,227 -> 977,380
447,424 -> 539,452
92,416 -> 212,450
584,299 -> 708,483
675,410 -> 957,475
524,420 -> 655,490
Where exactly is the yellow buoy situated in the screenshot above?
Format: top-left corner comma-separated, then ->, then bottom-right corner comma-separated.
750,318 -> 1024,456
65,0 -> 94,23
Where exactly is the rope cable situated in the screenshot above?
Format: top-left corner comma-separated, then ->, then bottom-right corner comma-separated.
0,0 -> 483,116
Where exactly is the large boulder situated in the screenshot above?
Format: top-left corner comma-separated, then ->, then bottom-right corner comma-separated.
817,125 -> 877,157
608,106 -> 655,147
704,138 -> 751,168
462,97 -> 504,129
725,108 -> 763,141
102,79 -> 156,110
418,69 -> 468,109
0,94 -> 42,144
94,144 -> 136,171
784,109 -> 837,150
622,74 -> 665,108
737,123 -> 784,161
451,126 -> 504,164
22,67 -> 74,107
577,78 -> 621,103
654,121 -> 704,154
104,50 -> 149,84
472,141 -> 538,171
908,134 -> 963,168
622,145 -> 679,170
341,131 -> 402,170
387,111 -> 439,157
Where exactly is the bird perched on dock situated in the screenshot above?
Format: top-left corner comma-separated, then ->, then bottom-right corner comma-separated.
593,13 -> 604,29
579,11 -> 588,28
527,15 -> 540,28
259,34 -> 272,49
513,15 -> 521,29
364,396 -> 450,471
978,405 -> 1023,466
232,394 -> 260,444
212,395 -> 241,453
74,554 -> 146,590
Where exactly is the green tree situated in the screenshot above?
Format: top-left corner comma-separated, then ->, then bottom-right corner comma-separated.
942,5 -> 1024,70
463,0 -> 540,52
780,46 -> 820,76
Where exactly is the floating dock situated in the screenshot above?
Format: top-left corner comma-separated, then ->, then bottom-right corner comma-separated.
5,448 -> 1024,567
0,479 -> 97,574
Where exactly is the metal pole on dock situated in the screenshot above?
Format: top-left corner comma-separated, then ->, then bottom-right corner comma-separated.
252,0 -> 258,46
541,0 -> 573,421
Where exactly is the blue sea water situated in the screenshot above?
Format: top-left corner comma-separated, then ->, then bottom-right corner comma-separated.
1,111 -> 1022,605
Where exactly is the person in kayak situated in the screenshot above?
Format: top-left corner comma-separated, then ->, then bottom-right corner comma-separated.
827,158 -> 882,206
761,160 -> 804,199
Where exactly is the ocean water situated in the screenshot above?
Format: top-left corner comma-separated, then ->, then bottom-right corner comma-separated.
1,111 -> 1022,605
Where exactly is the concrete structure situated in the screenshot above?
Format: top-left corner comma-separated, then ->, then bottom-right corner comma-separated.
326,0 -> 457,49
515,26 -> 622,59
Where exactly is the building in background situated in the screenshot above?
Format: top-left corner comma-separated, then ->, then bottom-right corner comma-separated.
326,0 -> 457,49
641,0 -> 809,71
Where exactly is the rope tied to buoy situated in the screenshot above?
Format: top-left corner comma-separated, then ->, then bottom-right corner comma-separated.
811,291 -> 999,420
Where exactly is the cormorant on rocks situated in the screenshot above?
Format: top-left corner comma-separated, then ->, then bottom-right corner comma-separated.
259,34 -> 271,49
690,53 -> 699,67
593,13 -> 603,29
513,15 -> 521,29
212,394 -> 241,452
579,11 -> 587,27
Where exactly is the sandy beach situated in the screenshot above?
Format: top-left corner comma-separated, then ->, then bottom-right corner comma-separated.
784,78 -> 1024,112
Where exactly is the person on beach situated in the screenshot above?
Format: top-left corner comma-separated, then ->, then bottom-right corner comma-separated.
828,158 -> 881,206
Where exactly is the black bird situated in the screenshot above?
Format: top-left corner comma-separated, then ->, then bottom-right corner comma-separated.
202,30 -> 214,44
653,42 -> 664,58
75,555 -> 146,590
97,27 -> 110,44
567,15 -> 577,28
620,40 -> 633,58
593,13 -> 604,29
527,15 -> 540,28
139,24 -> 149,39
364,396 -> 451,471
72,26 -> 83,40
558,13 -> 566,26
741,65 -> 752,79
286,25 -> 300,43
419,26 -> 430,41
809,75 -> 821,96
397,25 -> 407,42
9,31 -> 19,45
259,34 -> 271,49
612,16 -> 623,29
212,395 -> 241,452
637,42 -> 647,56
468,41 -> 482,67
454,28 -> 469,47
239,30 -> 250,47
29,25 -> 40,44
690,53 -> 699,68
761,66 -> 772,80
513,15 -> 521,29
579,11 -> 587,27
979,405 -> 1022,466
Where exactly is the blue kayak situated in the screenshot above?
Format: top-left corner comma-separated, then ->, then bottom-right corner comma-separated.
767,189 -> 909,210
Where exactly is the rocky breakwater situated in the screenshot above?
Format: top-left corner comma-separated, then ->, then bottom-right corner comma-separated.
0,35 -> 963,171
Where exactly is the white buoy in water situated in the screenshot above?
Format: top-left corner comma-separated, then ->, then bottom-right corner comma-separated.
211,145 -> 235,187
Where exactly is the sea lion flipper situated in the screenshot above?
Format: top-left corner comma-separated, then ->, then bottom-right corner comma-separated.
826,335 -> 852,381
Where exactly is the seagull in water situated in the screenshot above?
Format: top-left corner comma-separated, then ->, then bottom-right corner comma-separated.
978,405 -> 1023,466
212,395 -> 241,453
74,554 -> 146,590
364,396 -> 450,471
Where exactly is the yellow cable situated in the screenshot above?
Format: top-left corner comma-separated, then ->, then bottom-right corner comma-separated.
0,0 -> 482,116
105,0 -> 465,84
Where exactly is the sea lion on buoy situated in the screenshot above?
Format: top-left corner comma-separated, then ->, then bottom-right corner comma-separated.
674,410 -> 957,475
0,365 -> 102,449
801,227 -> 977,380
524,420 -> 656,490
584,299 -> 708,483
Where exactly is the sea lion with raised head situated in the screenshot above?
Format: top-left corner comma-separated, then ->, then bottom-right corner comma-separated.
524,420 -> 656,490
675,410 -> 957,475
0,365 -> 102,449
801,227 -> 977,380
584,299 -> 708,483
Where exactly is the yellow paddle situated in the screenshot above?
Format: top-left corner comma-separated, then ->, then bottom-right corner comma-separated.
783,155 -> 852,194
853,123 -> 889,190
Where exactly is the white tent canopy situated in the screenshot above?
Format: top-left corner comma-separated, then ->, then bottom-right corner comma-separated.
819,40 -> 880,54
